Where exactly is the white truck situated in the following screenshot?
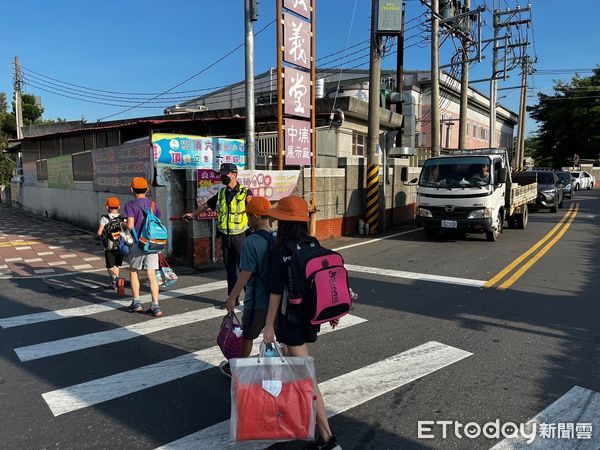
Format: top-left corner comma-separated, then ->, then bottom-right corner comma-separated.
413,149 -> 537,241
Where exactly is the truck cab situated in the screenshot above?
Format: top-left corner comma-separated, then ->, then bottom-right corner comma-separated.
415,150 -> 510,241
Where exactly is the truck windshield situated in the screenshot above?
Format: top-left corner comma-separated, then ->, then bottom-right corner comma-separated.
419,156 -> 492,188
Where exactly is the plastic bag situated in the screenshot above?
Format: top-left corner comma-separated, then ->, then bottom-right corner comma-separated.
156,254 -> 178,288
217,313 -> 244,360
230,343 -> 317,443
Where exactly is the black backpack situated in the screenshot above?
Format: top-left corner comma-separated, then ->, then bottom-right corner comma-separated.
102,215 -> 125,251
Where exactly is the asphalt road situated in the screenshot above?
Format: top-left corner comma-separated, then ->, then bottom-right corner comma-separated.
1,190 -> 599,450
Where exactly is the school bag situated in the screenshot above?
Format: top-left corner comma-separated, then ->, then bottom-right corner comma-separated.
282,238 -> 353,326
132,201 -> 168,253
101,215 -> 124,251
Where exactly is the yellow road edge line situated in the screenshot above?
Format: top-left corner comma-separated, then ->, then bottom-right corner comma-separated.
498,204 -> 579,290
483,203 -> 576,288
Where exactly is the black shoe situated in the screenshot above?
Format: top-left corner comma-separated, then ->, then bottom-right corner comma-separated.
306,436 -> 341,450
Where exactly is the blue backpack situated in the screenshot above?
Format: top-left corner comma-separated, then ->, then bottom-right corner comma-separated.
132,201 -> 168,253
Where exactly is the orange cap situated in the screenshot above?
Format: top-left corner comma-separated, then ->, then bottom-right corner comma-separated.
131,177 -> 149,189
268,195 -> 309,222
105,197 -> 120,208
246,196 -> 272,216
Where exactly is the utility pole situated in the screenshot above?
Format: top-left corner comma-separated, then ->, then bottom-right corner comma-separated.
366,0 -> 382,235
489,7 -> 498,148
458,0 -> 470,150
244,0 -> 257,170
431,0 -> 441,156
13,56 -> 24,140
516,56 -> 529,169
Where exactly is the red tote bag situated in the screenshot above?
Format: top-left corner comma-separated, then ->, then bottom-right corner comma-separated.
230,346 -> 317,443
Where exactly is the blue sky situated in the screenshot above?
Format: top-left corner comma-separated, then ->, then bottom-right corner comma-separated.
1,0 -> 598,136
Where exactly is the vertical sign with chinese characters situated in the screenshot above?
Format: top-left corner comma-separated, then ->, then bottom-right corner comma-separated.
281,0 -> 313,167
284,118 -> 311,166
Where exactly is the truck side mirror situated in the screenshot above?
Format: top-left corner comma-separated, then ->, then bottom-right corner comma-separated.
497,167 -> 507,184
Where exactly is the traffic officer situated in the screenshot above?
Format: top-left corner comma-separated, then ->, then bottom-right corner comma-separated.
185,163 -> 252,307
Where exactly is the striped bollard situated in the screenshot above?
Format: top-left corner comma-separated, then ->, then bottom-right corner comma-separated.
365,162 -> 380,235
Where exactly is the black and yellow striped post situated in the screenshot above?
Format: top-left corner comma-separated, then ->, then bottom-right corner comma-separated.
365,162 -> 380,235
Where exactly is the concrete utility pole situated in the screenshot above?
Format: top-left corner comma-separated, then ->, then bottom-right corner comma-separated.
458,0 -> 470,150
516,56 -> 529,169
489,8 -> 498,148
366,0 -> 383,235
244,0 -> 257,170
13,56 -> 24,140
431,0 -> 441,156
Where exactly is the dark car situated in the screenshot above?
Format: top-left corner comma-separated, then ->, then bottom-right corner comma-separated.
556,171 -> 574,199
531,170 -> 563,213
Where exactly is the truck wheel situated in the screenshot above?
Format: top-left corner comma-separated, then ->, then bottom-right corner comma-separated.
516,206 -> 528,229
486,212 -> 502,242
507,215 -> 518,229
424,227 -> 439,240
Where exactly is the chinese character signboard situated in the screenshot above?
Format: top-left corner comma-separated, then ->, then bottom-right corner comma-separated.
283,14 -> 311,70
196,170 -> 301,219
93,140 -> 153,194
284,0 -> 310,19
284,118 -> 311,166
152,134 -> 245,170
239,170 -> 301,200
284,67 -> 310,118
376,0 -> 403,34
196,169 -> 222,219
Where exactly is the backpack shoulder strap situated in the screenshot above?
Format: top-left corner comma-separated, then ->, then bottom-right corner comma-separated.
253,230 -> 275,247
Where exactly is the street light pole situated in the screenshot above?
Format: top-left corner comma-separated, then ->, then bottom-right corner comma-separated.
244,0 -> 256,170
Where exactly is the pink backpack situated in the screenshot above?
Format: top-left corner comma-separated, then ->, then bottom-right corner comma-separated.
283,239 -> 353,326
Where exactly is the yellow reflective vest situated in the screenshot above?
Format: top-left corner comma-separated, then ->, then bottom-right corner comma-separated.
216,186 -> 249,235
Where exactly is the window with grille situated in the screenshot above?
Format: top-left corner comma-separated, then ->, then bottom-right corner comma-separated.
352,132 -> 366,156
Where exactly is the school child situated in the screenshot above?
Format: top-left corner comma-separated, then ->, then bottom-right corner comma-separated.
97,197 -> 126,297
124,177 -> 163,317
263,195 -> 342,450
220,197 -> 275,377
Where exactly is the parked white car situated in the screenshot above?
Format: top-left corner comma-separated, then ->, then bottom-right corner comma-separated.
571,171 -> 596,190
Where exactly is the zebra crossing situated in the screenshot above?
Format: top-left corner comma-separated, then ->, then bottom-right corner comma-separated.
2,273 -> 598,449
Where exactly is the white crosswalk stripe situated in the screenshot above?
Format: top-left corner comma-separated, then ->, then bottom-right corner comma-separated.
0,281 -> 227,329
14,302 -> 238,362
42,314 -> 368,416
156,341 -> 473,450
490,386 -> 600,450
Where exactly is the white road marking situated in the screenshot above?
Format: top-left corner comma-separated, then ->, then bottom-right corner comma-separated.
42,315 -> 367,416
156,341 -> 472,450
33,269 -> 55,274
48,260 -> 68,266
37,252 -> 55,256
83,256 -> 101,261
346,264 -> 486,288
4,257 -> 23,262
333,228 -> 421,252
0,281 -> 227,329
72,264 -> 94,270
490,386 -> 600,450
24,258 -> 43,263
60,254 -> 77,259
15,305 -> 236,362
15,246 -> 32,250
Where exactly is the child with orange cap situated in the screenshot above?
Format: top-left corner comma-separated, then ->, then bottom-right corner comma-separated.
220,196 -> 275,377
97,197 -> 126,296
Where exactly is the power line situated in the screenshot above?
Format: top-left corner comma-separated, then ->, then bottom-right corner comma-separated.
97,19 -> 276,121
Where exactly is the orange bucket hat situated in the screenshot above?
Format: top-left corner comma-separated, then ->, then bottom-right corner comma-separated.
268,195 -> 309,222
246,197 -> 272,216
131,177 -> 149,189
105,197 -> 120,208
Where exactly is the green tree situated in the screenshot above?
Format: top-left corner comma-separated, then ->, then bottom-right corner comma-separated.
527,67 -> 600,167
0,92 -> 7,113
20,94 -> 44,124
